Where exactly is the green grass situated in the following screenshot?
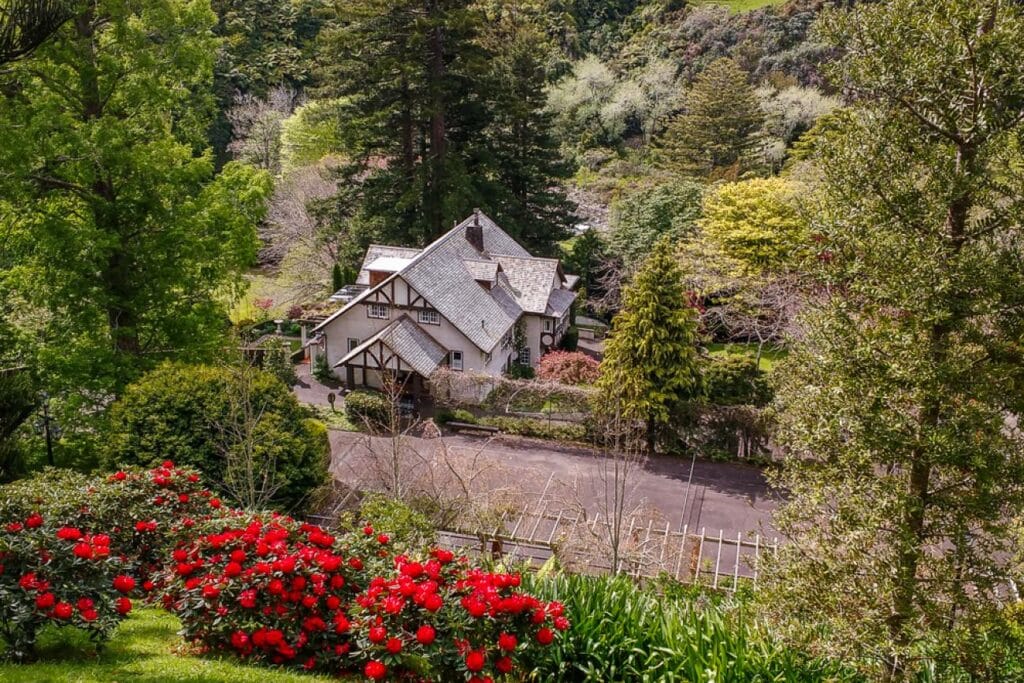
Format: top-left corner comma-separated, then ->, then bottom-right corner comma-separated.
707,342 -> 788,372
697,0 -> 787,12
307,403 -> 358,431
0,609 -> 334,682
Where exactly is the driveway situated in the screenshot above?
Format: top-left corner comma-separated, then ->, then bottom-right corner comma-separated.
293,360 -> 343,406
327,430 -> 780,540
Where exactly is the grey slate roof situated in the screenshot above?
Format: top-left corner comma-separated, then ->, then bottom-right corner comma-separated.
334,315 -> 447,377
545,287 -> 575,317
462,259 -> 499,284
357,245 -> 422,285
493,255 -> 560,314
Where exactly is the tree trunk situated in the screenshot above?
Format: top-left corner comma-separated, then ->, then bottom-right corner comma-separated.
426,0 -> 446,242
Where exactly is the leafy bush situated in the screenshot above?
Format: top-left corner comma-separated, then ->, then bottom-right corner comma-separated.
478,416 -> 588,442
434,409 -> 478,426
313,353 -> 335,383
520,573 -> 860,682
505,363 -> 536,380
608,180 -> 704,267
344,389 -> 391,430
165,514 -> 568,680
536,351 -> 600,385
0,462 -> 220,661
705,355 -> 773,407
107,362 -> 328,512
263,339 -> 298,387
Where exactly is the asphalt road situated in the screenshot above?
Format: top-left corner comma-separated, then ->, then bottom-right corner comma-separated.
327,430 -> 780,540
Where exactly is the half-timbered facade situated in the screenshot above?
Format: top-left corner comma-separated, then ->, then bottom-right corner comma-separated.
309,210 -> 578,397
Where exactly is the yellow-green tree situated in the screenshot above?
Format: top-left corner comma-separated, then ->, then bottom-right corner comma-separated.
597,237 -> 703,453
699,178 -> 808,275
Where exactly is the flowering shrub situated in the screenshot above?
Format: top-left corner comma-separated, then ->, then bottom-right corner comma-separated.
536,351 -> 601,385
165,514 -> 568,680
0,514 -> 133,660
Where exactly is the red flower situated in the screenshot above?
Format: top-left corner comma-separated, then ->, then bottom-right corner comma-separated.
161,460 -> 175,469
56,526 -> 82,541
5,522 -> 23,533
386,637 -> 403,654
231,630 -> 249,650
203,585 -> 221,600
554,615 -> 570,631
73,542 -> 93,559
423,593 -> 443,612
113,575 -> 136,594
334,614 -> 351,633
368,626 -> 387,643
53,602 -> 73,620
113,471 -> 127,481
239,590 -> 257,609
364,660 -> 387,680
225,562 -> 243,578
25,513 -> 43,529
465,649 -> 486,672
116,597 -> 132,615
325,595 -> 341,610
377,534 -> 389,545
81,608 -> 98,622
77,597 -> 94,611
536,627 -> 554,645
35,593 -> 55,610
142,580 -> 155,592
178,493 -> 190,504
496,656 -> 513,674
498,632 -> 517,651
209,498 -> 222,509
416,624 -> 435,645
362,525 -> 374,535
188,473 -> 200,483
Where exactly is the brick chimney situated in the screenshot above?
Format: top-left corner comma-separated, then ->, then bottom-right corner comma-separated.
465,209 -> 484,252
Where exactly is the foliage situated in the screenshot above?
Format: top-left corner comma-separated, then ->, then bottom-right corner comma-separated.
0,462 -> 219,660
561,229 -> 609,299
536,351 -> 600,385
658,57 -> 764,178
0,0 -> 272,414
557,327 -> 579,352
347,494 -> 436,552
520,573 -> 861,682
313,353 -> 335,383
478,416 -> 588,442
704,355 -> 771,407
317,0 -> 574,253
609,180 -> 704,266
699,178 -> 808,275
0,369 -> 37,481
763,1 -> 1024,678
107,362 -> 328,513
165,513 -> 568,680
280,98 -> 349,173
344,389 -> 392,431
262,339 -> 299,387
597,237 -> 703,452
505,364 -> 536,381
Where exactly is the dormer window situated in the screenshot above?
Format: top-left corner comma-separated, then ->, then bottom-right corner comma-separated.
418,309 -> 440,325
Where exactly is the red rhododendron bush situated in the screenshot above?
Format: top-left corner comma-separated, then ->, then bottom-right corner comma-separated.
164,513 -> 569,681
0,462 -> 221,660
536,350 -> 601,385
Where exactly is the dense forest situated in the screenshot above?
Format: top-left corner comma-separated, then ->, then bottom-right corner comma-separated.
3,0 -> 1024,680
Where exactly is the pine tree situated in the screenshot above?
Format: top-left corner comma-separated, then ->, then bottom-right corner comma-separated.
762,2 -> 1024,678
597,236 -> 703,453
658,58 -> 763,178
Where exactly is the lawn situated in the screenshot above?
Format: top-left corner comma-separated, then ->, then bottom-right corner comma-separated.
0,609 -> 334,683
707,342 -> 788,372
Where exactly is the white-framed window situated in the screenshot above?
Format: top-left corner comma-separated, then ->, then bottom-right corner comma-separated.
347,338 -> 360,352
418,309 -> 440,325
367,303 -> 389,319
449,350 -> 463,371
518,347 -> 531,366
543,319 -> 553,333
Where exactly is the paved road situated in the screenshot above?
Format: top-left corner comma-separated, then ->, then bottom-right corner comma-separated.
327,430 -> 780,539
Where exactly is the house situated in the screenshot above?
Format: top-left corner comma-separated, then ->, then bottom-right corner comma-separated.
308,210 -> 578,398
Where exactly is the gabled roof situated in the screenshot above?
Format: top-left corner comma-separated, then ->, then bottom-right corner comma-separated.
545,287 -> 575,317
493,255 -> 561,314
333,315 -> 448,377
356,246 -> 422,285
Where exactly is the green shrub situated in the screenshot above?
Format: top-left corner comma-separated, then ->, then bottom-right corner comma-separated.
263,339 -> 298,387
479,416 -> 587,442
705,355 -> 773,407
520,573 -> 862,682
312,353 -> 335,383
435,409 -> 477,425
558,327 -> 579,352
506,363 -> 536,380
344,389 -> 391,429
106,362 -> 328,513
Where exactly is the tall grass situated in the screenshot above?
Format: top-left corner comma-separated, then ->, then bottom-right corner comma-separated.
521,573 -> 862,682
